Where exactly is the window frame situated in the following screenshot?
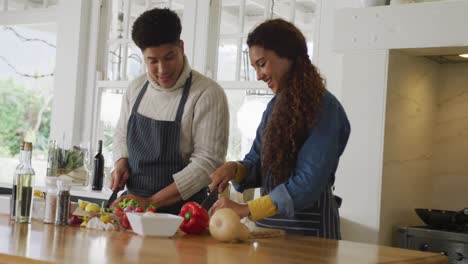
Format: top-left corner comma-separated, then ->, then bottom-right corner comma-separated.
0,3 -> 59,189
90,0 -> 220,148
0,0 -> 106,195
214,0 -> 320,83
89,0 -> 199,168
92,79 -> 129,152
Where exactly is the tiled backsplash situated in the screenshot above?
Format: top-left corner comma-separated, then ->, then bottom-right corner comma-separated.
432,63 -> 468,209
380,50 -> 439,245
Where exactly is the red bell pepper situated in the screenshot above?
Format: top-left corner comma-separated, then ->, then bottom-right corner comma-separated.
178,202 -> 209,235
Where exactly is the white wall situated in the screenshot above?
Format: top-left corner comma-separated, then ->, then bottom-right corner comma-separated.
339,50 -> 389,244
315,0 -> 384,243
50,0 -> 90,148
334,2 -> 468,52
315,0 -> 361,98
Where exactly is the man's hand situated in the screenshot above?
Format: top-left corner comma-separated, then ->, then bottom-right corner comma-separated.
111,194 -> 153,210
210,196 -> 250,219
209,162 -> 238,193
110,158 -> 130,192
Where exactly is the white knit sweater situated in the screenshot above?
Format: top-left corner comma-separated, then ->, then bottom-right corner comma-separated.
113,57 -> 229,200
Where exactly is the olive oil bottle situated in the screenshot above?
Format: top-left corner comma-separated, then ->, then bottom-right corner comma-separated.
10,142 -> 25,221
15,142 -> 35,223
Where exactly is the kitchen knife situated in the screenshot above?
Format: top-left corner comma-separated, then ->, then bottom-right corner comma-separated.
105,190 -> 119,208
200,187 -> 219,211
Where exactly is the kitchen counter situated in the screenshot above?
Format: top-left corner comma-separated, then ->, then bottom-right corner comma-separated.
0,214 -> 447,264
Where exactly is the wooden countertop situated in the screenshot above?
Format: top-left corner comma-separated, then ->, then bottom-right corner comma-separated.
0,215 -> 447,264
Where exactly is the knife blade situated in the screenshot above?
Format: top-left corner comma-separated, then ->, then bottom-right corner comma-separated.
105,191 -> 119,208
200,187 -> 218,211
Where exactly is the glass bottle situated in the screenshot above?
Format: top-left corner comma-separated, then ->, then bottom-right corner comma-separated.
10,141 -> 25,221
55,179 -> 71,225
92,140 -> 104,191
43,177 -> 57,224
15,142 -> 35,223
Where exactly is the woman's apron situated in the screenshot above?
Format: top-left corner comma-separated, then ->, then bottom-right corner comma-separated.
256,174 -> 341,239
126,72 -> 206,214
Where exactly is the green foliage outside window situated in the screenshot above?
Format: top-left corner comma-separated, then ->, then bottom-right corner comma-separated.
103,123 -> 114,151
0,78 -> 51,156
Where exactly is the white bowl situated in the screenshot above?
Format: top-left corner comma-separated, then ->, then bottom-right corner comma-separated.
126,212 -> 183,237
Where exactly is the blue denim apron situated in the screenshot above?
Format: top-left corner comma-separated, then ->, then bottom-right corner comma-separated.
126,72 -> 206,214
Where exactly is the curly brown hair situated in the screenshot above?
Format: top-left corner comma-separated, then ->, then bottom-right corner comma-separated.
247,19 -> 326,186
132,8 -> 181,51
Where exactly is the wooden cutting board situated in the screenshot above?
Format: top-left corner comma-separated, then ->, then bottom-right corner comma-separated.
248,226 -> 286,238
72,207 -> 100,218
242,218 -> 285,239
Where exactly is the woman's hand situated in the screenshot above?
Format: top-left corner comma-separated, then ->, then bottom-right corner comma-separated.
211,197 -> 250,219
209,162 -> 238,193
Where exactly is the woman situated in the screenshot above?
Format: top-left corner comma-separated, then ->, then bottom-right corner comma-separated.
209,19 -> 350,239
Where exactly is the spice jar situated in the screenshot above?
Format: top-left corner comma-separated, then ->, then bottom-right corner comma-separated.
55,179 -> 71,225
43,178 -> 57,224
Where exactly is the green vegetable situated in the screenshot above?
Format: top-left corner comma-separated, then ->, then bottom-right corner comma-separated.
118,198 -> 139,209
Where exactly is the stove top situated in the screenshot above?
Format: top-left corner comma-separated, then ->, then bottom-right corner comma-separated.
399,225 -> 468,263
413,225 -> 468,234
400,225 -> 468,243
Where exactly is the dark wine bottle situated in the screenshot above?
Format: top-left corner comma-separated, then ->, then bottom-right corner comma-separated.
92,140 -> 104,191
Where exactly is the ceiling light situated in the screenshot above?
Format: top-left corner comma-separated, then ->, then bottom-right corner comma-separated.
459,54 -> 468,58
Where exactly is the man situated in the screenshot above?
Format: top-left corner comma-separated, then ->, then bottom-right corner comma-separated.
110,8 -> 229,214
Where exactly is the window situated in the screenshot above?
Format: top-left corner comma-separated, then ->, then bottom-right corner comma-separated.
217,0 -> 319,161
106,0 -> 185,81
224,88 -> 272,161
93,83 -> 127,168
0,0 -> 59,11
93,0 -> 185,168
0,24 -> 56,187
90,0 -> 320,171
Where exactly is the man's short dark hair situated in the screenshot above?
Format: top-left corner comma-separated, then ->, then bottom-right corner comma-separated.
132,8 -> 181,51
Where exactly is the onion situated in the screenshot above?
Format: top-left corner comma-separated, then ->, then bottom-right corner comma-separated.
237,223 -> 250,241
68,215 -> 83,226
124,205 -> 136,212
209,208 -> 249,242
